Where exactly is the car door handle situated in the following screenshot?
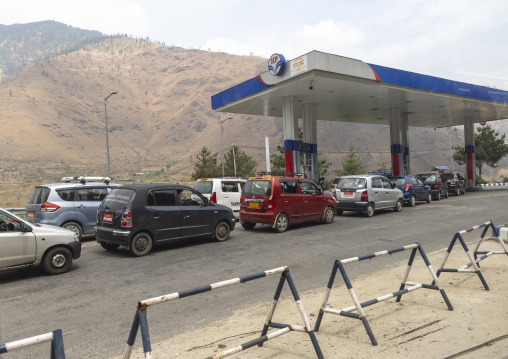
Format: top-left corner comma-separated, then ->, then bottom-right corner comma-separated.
303,199 -> 308,202
152,214 -> 160,219
76,204 -> 85,209
184,214 -> 191,219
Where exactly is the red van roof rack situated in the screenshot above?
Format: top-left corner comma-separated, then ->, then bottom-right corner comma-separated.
256,172 -> 303,178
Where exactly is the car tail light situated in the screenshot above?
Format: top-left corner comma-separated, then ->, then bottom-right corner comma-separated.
330,184 -> 336,189
121,211 -> 132,228
210,192 -> 217,203
41,202 -> 60,213
404,184 -> 411,192
361,190 -> 368,201
451,180 -> 455,184
267,196 -> 275,209
434,183 -> 439,189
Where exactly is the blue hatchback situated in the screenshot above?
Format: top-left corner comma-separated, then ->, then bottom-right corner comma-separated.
388,175 -> 431,207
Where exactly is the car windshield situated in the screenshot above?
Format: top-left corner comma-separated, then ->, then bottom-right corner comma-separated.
243,180 -> 272,196
102,188 -> 135,211
424,175 -> 436,183
194,181 -> 213,194
338,178 -> 367,189
391,178 -> 407,186
27,186 -> 51,204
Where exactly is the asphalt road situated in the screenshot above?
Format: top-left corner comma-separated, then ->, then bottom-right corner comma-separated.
0,188 -> 506,358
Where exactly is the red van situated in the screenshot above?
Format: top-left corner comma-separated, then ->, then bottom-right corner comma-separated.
239,173 -> 337,233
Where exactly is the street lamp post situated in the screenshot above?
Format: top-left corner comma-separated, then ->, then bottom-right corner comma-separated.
104,91 -> 118,178
448,128 -> 458,170
220,117 -> 232,177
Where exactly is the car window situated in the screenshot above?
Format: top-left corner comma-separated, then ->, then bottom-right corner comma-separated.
102,188 -> 135,211
425,175 -> 436,183
411,177 -> 418,185
392,178 -> 406,186
221,181 -> 240,193
243,180 -> 272,196
194,181 -> 213,194
280,180 -> 298,194
56,188 -> 75,201
27,186 -> 51,204
76,187 -> 108,201
300,181 -> 319,194
416,178 -> 424,185
332,177 -> 342,185
371,178 -> 382,189
441,173 -> 453,180
338,178 -> 366,189
381,177 -> 392,189
148,189 -> 177,206
178,189 -> 205,206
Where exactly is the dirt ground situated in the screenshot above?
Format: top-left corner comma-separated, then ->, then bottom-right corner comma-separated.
116,238 -> 508,359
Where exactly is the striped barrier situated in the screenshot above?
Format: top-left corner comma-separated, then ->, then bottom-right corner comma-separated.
0,329 -> 65,358
123,266 -> 323,359
480,182 -> 508,187
434,220 -> 508,290
314,243 -> 453,346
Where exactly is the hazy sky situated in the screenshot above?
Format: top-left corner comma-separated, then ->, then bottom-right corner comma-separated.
1,0 -> 507,89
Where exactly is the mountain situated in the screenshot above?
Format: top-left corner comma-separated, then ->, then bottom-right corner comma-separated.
0,20 -> 104,81
0,23 -> 504,207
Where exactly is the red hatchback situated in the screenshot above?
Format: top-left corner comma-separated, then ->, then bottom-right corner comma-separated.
239,174 -> 337,233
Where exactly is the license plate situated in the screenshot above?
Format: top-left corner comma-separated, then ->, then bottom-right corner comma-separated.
103,213 -> 113,222
28,211 -> 34,218
343,192 -> 354,198
248,202 -> 260,208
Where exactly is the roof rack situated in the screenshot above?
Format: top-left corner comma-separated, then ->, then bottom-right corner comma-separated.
61,176 -> 112,185
256,172 -> 303,178
198,175 -> 245,179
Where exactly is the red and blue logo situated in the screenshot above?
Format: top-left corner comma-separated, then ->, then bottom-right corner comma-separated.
268,53 -> 286,76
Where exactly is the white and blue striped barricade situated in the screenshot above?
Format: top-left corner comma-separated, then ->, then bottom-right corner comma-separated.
0,329 -> 65,358
314,243 -> 453,346
123,266 -> 323,359
434,220 -> 508,291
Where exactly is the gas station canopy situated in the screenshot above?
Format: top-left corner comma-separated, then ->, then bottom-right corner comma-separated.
212,51 -> 508,128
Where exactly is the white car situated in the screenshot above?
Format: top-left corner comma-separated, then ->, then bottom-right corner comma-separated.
193,177 -> 246,219
0,208 -> 81,275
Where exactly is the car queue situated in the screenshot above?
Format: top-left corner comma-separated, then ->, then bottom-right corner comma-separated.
0,170 -> 467,275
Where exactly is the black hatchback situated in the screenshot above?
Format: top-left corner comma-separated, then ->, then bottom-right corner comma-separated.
418,173 -> 449,200
95,184 -> 236,256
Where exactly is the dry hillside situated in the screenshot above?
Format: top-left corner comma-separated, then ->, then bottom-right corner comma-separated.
1,36 -> 503,207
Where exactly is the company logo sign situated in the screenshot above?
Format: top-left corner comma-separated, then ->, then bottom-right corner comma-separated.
268,53 -> 286,76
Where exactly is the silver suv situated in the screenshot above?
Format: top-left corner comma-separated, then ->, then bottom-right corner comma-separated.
335,175 -> 403,217
25,177 -> 121,239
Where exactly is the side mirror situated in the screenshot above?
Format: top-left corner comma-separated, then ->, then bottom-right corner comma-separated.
391,182 -> 396,188
317,188 -> 323,195
21,223 -> 32,232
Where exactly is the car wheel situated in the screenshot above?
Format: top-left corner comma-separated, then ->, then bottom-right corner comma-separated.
455,188 -> 460,196
100,242 -> 120,251
42,247 -> 73,275
323,206 -> 335,224
409,195 -> 416,207
214,221 -> 230,242
426,193 -> 432,203
130,232 -> 153,257
241,222 -> 256,230
273,213 -> 289,233
62,221 -> 82,240
365,203 -> 375,217
394,199 -> 403,212
436,192 -> 441,201
444,190 -> 449,198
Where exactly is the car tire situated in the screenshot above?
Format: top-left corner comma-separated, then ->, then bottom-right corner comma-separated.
365,203 -> 375,217
455,188 -> 460,196
444,190 -> 449,198
426,193 -> 432,203
130,232 -> 153,257
214,221 -> 230,242
394,199 -> 403,212
436,192 -> 441,201
409,195 -> 416,207
461,186 -> 466,194
323,206 -> 335,224
42,247 -> 73,275
273,213 -> 289,233
241,222 -> 256,230
62,221 -> 82,240
100,242 -> 120,251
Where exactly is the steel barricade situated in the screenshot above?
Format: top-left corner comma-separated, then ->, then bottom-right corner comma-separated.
0,329 -> 65,358
434,220 -> 508,290
123,266 -> 323,359
314,243 -> 453,346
